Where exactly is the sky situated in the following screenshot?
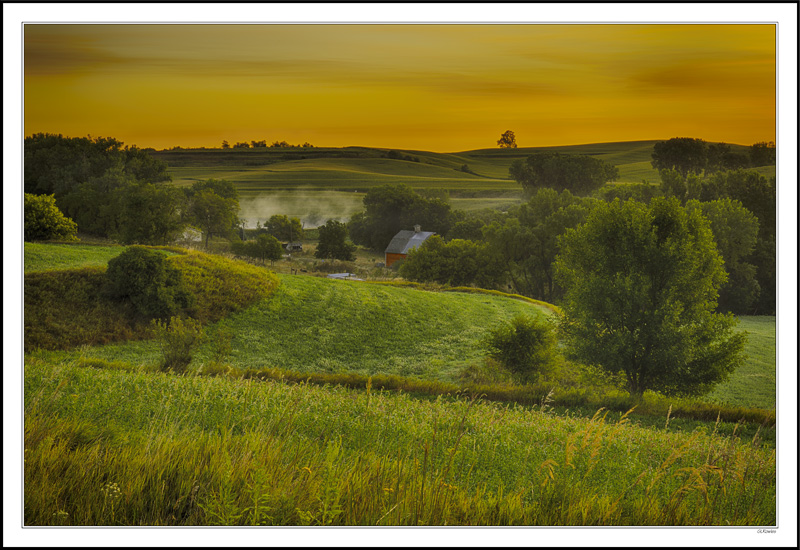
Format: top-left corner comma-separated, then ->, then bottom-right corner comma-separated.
23,23 -> 776,151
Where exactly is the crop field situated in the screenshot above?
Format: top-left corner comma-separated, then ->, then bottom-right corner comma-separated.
154,141 -> 668,196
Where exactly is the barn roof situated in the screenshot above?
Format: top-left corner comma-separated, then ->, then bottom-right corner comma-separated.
385,229 -> 436,255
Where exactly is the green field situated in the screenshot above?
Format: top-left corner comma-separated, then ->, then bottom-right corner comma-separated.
24,355 -> 775,526
61,274 -> 550,382
24,242 -> 127,273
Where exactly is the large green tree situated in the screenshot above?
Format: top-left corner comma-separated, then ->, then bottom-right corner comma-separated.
555,197 -> 745,398
687,198 -> 760,314
116,182 -> 186,245
399,235 -> 501,288
483,189 -> 594,302
650,137 -> 708,178
509,153 -> 618,196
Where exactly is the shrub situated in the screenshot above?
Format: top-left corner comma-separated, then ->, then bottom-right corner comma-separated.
152,316 -> 204,373
482,315 -> 558,382
104,246 -> 193,320
24,193 -> 78,242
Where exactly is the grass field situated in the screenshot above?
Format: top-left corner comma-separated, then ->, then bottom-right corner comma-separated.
21,243 -> 778,525
24,356 -> 776,526
24,242 -> 127,273
64,273 -> 550,382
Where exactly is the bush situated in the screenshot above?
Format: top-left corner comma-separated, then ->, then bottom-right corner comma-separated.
482,315 -> 558,382
152,316 -> 204,373
24,193 -> 78,242
104,246 -> 192,320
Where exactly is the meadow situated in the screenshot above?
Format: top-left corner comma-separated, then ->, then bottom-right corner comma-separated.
24,356 -> 776,526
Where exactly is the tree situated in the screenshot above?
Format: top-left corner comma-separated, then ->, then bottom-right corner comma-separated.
24,193 -> 78,241
187,188 -> 239,248
315,219 -> 356,261
651,137 -> 708,178
482,315 -> 558,382
103,246 -> 192,319
555,197 -> 745,398
233,141 -> 250,149
348,184 -> 454,251
265,214 -> 304,242
686,199 -> 760,314
749,141 -> 776,167
116,182 -> 186,245
221,140 -> 230,149
483,189 -> 594,302
399,235 -> 501,288
497,130 -> 517,148
509,153 -> 618,196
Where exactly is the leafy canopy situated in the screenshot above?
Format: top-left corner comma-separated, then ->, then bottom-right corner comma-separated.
315,219 -> 356,261
555,197 -> 745,398
509,153 -> 618,196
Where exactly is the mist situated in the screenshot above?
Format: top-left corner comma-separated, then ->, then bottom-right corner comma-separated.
237,190 -> 365,229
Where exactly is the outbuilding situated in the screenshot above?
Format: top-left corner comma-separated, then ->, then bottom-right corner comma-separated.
384,225 -> 435,267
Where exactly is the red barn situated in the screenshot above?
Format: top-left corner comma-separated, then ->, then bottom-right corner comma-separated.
384,225 -> 436,267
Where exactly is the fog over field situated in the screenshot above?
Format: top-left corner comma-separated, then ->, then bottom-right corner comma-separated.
237,189 -> 365,228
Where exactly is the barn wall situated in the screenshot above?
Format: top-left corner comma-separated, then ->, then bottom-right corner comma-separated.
385,253 -> 406,267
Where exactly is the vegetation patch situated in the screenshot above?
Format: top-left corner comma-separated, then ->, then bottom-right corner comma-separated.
24,358 -> 776,526
24,246 -> 279,351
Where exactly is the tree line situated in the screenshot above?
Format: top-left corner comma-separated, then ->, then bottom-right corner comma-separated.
222,140 -> 314,149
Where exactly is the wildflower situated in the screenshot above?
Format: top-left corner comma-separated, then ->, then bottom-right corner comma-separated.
101,481 -> 122,500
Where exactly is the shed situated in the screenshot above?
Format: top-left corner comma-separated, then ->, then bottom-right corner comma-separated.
384,225 -> 435,267
285,241 -> 303,252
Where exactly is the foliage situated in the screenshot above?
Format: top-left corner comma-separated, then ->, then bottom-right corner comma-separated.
152,316 -> 205,373
650,137 -> 708,178
483,189 -> 594,302
509,152 -> 618,196
24,193 -> 78,242
116,182 -> 186,244
348,184 -> 454,251
24,133 -> 170,198
24,133 -> 171,238
686,199 -> 760,314
315,219 -> 356,261
104,246 -> 193,320
399,235 -> 501,288
555,197 -> 746,398
187,185 -> 240,248
265,214 -> 304,242
597,182 -> 663,203
749,141 -> 776,167
231,233 -> 284,264
496,130 -> 517,148
482,315 -> 558,382
24,246 -> 279,351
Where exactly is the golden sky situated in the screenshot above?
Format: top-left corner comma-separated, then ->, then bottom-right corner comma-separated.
24,24 -> 776,151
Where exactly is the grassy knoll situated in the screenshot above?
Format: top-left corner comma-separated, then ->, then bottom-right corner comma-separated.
24,249 -> 279,351
73,273 -> 550,382
24,357 -> 775,526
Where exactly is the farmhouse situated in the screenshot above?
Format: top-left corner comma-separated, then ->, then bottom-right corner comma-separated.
385,225 -> 435,267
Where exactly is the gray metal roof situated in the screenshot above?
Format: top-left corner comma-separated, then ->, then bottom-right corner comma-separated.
385,229 -> 436,254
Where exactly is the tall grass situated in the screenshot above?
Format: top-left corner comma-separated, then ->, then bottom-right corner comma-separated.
24,357 -> 776,526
